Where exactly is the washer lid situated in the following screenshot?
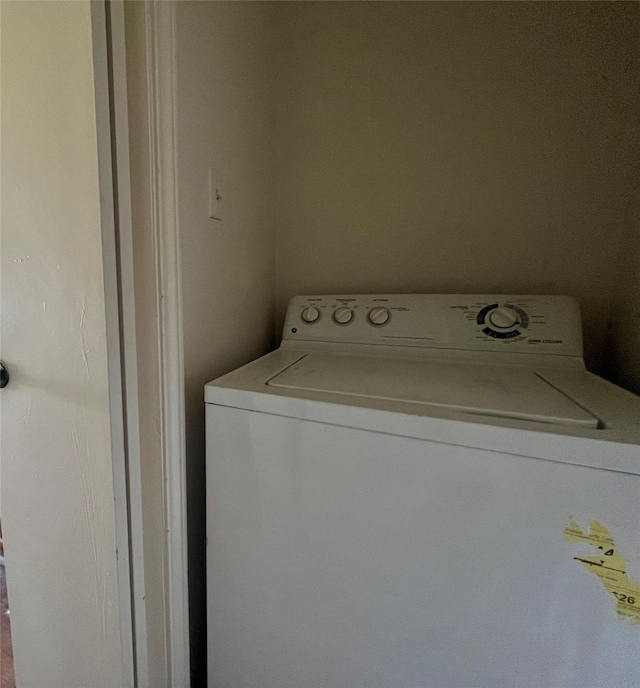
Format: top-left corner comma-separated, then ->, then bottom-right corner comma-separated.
267,354 -> 599,428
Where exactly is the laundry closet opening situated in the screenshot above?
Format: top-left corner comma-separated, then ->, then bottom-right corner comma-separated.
125,2 -> 640,684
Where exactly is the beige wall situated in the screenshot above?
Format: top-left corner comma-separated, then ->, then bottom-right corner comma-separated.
174,2 -> 276,683
1,2 -> 122,686
274,2 -> 640,370
603,192 -> 640,394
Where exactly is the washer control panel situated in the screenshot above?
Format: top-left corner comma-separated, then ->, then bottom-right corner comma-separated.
283,294 -> 583,357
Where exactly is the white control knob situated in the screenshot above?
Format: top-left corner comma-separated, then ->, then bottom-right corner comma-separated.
333,307 -> 354,325
367,307 -> 391,326
301,306 -> 320,324
489,306 -> 519,329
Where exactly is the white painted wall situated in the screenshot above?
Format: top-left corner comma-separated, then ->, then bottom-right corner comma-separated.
274,2 -> 640,370
174,2 -> 276,682
0,2 -> 123,686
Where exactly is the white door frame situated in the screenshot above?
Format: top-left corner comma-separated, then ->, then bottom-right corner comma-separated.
143,2 -> 192,685
91,3 -> 137,685
93,1 -> 190,686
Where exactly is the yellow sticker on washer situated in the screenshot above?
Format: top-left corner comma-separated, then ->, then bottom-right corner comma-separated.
564,520 -> 640,625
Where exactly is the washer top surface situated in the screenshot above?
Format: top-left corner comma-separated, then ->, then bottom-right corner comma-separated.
267,353 -> 599,428
205,295 -> 640,473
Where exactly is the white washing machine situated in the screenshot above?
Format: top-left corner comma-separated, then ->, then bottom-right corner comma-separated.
205,295 -> 640,688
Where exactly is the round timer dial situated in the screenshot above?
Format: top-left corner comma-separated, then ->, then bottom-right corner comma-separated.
488,307 -> 519,330
476,303 -> 529,339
